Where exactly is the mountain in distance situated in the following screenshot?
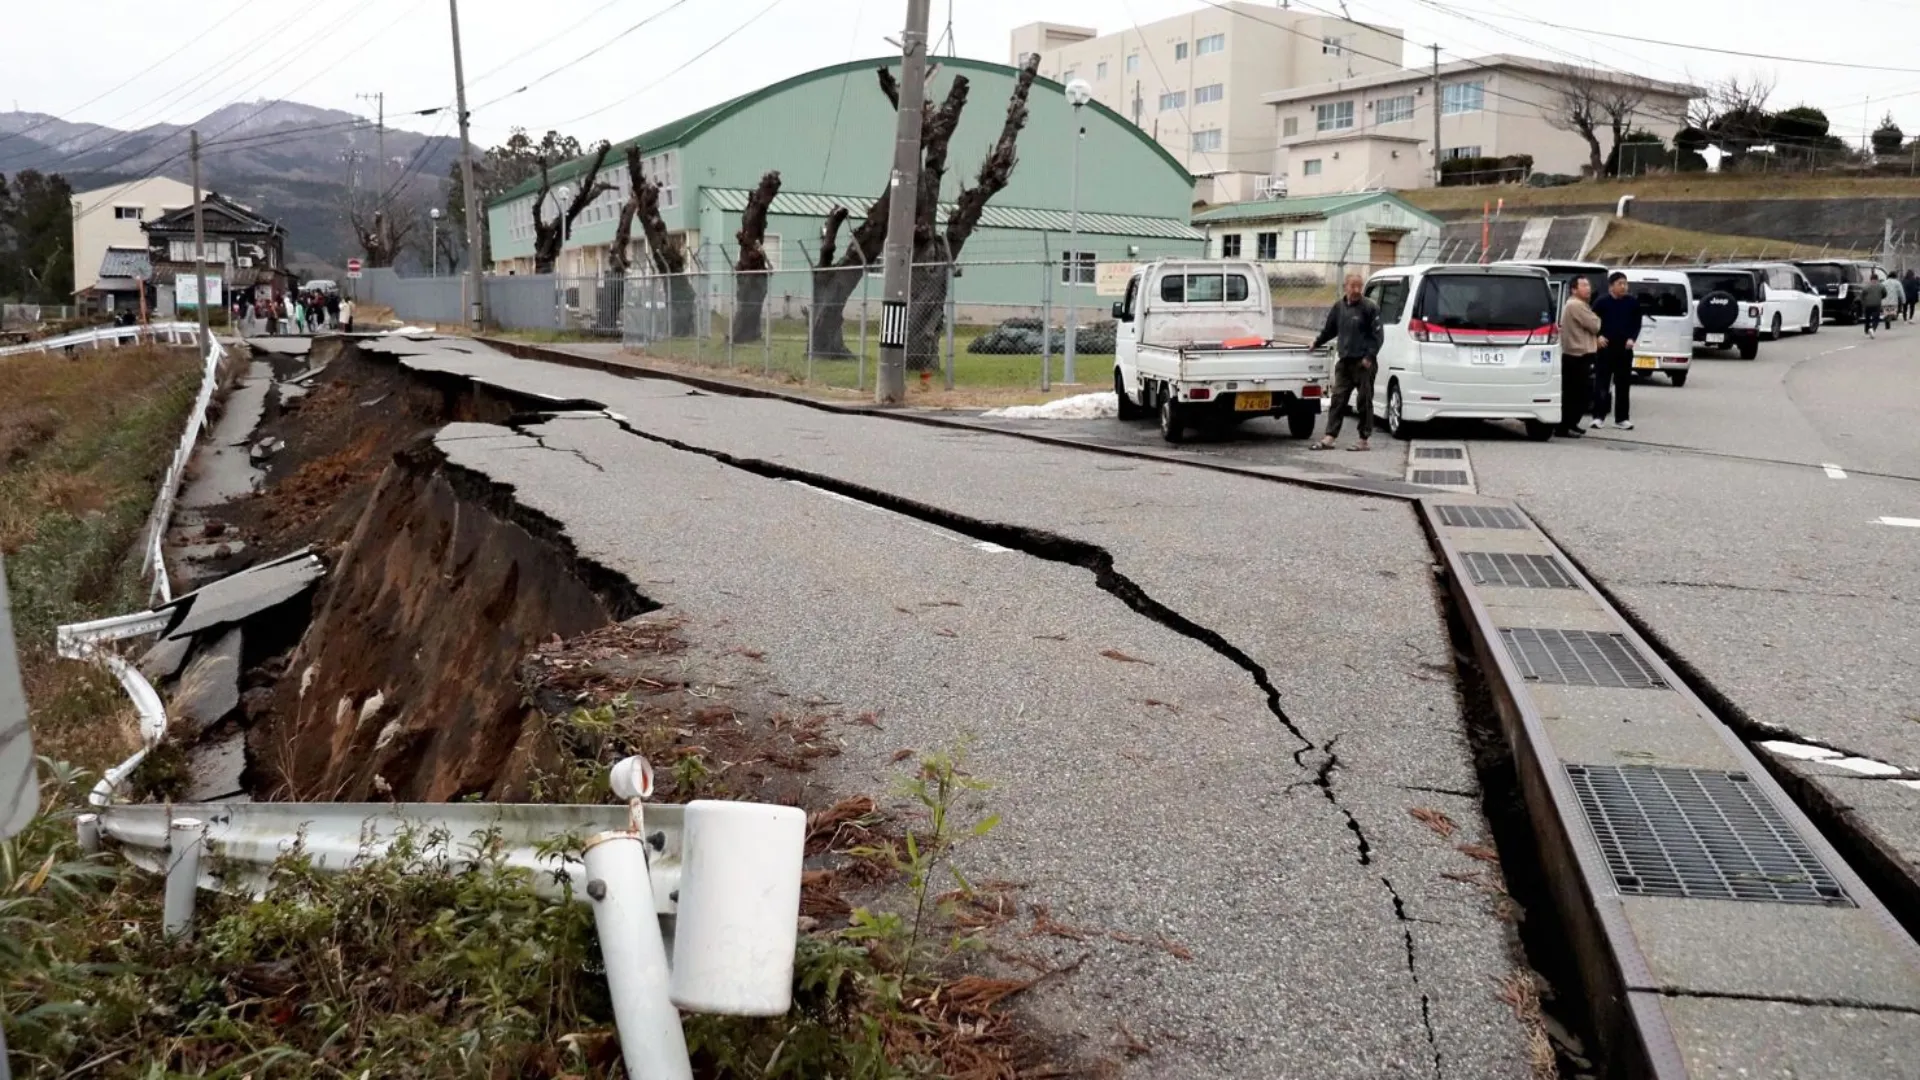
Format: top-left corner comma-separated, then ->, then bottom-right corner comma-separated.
0,100 -> 461,274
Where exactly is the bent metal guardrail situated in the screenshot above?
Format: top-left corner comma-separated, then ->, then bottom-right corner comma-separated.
0,320 -> 202,357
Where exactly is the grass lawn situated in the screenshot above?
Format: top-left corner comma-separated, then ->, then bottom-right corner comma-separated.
2,345 -> 202,775
1592,218 -> 1865,263
1400,174 -> 1920,214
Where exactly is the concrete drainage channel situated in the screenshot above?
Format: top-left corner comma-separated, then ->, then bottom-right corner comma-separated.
498,340 -> 1920,1078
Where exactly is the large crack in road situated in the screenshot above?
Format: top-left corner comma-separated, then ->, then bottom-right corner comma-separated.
511,404 -> 1449,1079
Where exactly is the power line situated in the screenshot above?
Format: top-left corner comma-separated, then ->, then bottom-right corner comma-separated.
473,0 -> 698,111
466,0 -> 628,86
554,0 -> 793,128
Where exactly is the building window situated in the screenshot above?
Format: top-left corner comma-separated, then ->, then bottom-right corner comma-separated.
1376,94 -> 1415,124
1173,41 -> 1188,60
1303,159 -> 1323,176
1283,116 -> 1299,137
1443,145 -> 1484,160
1256,232 -> 1279,260
1096,61 -> 1108,80
168,240 -> 229,263
1294,230 -> 1317,261
114,206 -> 143,220
1062,69 -> 1076,83
1322,35 -> 1345,55
1197,33 -> 1225,55
1158,90 -> 1186,112
1126,53 -> 1139,73
1315,101 -> 1355,132
1220,234 -> 1242,257
1442,81 -> 1486,115
1192,129 -> 1222,152
1195,83 -> 1224,105
1061,251 -> 1096,285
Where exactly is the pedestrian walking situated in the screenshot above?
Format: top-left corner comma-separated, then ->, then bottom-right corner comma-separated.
1589,271 -> 1642,430
1902,270 -> 1919,322
1309,273 -> 1384,452
326,291 -> 341,329
1557,276 -> 1601,438
1883,275 -> 1905,328
1861,274 -> 1885,338
295,295 -> 309,335
265,297 -> 280,336
340,296 -> 356,334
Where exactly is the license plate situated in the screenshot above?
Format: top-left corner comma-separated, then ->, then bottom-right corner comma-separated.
1235,392 -> 1272,412
1633,355 -> 1658,370
1704,333 -> 1724,344
1469,349 -> 1506,365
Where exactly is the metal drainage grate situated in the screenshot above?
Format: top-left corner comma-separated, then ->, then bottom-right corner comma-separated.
1412,469 -> 1471,487
1465,551 -> 1576,589
1414,447 -> 1466,460
1566,764 -> 1852,906
1437,504 -> 1525,530
1499,627 -> 1667,689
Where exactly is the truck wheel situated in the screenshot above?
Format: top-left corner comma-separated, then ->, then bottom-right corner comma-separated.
1737,338 -> 1759,360
1386,382 -> 1415,440
1114,368 -> 1144,420
1287,403 -> 1317,439
1670,371 -> 1689,387
1158,395 -> 1188,443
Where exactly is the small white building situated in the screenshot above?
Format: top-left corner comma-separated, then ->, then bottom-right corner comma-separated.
1192,191 -> 1443,283
69,176 -> 196,296
1259,55 -> 1699,197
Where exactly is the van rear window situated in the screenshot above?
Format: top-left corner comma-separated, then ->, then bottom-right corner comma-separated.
1685,271 -> 1759,302
1797,263 -> 1852,288
1415,274 -> 1553,331
1629,282 -> 1690,318
1160,273 -> 1251,303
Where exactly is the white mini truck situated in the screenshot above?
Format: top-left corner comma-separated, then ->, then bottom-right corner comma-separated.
1110,259 -> 1330,443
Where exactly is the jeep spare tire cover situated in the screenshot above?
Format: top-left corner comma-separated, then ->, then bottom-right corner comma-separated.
1697,291 -> 1740,332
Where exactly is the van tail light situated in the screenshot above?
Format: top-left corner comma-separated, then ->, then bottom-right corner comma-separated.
1188,387 -> 1213,401
1409,317 -> 1440,342
1301,383 -> 1323,398
1530,322 -> 1558,345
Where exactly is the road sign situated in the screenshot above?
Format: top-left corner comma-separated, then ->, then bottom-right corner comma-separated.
176,274 -> 223,308
1096,262 -> 1139,297
346,258 -> 363,280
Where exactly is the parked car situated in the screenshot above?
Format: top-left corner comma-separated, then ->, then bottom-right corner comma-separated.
1792,259 -> 1894,325
305,279 -> 340,296
1496,259 -> 1608,312
1715,262 -> 1821,338
1680,267 -> 1763,359
1616,268 -> 1694,387
1111,259 -> 1329,442
1364,263 -> 1561,441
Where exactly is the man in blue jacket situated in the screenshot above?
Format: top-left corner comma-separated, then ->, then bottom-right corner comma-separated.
1589,272 -> 1642,430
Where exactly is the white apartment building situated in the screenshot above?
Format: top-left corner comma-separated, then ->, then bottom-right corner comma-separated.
1262,56 -> 1698,197
1010,2 -> 1404,203
70,177 -> 196,294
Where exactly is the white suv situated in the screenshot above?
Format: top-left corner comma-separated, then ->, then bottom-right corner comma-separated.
1715,262 -> 1821,338
1617,268 -> 1694,387
1364,264 -> 1561,441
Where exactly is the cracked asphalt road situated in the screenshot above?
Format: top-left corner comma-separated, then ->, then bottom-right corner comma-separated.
363,336 -> 1537,1079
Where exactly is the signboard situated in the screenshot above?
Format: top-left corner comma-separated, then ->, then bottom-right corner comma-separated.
175,274 -> 223,308
346,258 -> 363,280
1096,262 -> 1139,297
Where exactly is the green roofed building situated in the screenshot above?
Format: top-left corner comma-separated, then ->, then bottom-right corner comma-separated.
1190,192 -> 1443,284
484,56 -> 1203,310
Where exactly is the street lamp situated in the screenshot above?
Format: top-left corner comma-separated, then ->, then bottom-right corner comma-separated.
430,207 -> 441,277
1063,78 -> 1092,385
553,185 -> 574,276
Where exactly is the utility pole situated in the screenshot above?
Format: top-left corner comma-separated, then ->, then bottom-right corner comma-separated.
359,91 -> 386,207
449,0 -> 485,330
1430,44 -> 1442,186
190,129 -> 210,351
876,0 -> 931,406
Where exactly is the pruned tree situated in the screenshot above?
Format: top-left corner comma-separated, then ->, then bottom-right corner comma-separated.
347,205 -> 418,269
531,140 -> 613,274
730,170 -> 782,343
1690,74 -> 1775,163
632,155 -> 699,337
1872,113 -> 1905,157
1545,67 -> 1646,177
808,53 -> 1041,366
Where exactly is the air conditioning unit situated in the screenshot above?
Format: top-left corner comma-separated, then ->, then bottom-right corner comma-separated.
236,256 -> 254,268
1255,174 -> 1289,200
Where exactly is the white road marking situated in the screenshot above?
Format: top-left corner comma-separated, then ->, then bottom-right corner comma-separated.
1815,345 -> 1859,358
1822,464 -> 1847,480
1878,517 -> 1920,528
1826,757 -> 1906,777
1760,740 -> 1843,762
783,480 -> 1010,552
1897,779 -> 1920,792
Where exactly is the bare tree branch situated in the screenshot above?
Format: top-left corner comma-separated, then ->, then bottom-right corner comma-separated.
945,52 -> 1040,259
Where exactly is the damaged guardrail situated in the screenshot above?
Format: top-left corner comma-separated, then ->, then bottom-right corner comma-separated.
73,759 -> 805,1080
0,320 -> 202,358
141,327 -> 228,606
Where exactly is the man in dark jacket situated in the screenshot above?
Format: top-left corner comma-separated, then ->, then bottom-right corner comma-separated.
1902,270 -> 1918,322
1310,273 -> 1385,451
1589,272 -> 1642,430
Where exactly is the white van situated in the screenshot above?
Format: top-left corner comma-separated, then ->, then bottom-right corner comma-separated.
1715,262 -> 1821,338
1364,264 -> 1561,441
1616,269 -> 1694,387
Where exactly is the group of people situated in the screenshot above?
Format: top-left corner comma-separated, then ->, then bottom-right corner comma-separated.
1859,269 -> 1916,338
230,289 -> 353,337
1557,273 -> 1641,436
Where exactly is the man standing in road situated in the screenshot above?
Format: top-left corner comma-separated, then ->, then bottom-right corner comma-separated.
1861,274 -> 1886,338
1589,272 -> 1641,431
1902,269 -> 1918,322
1557,276 -> 1600,438
1310,273 -> 1384,452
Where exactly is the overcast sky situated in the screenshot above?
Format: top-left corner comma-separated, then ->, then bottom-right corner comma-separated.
6,0 -> 1918,152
